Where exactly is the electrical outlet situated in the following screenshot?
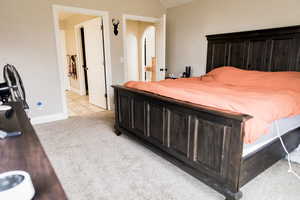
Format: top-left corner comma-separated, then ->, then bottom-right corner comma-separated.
36,101 -> 44,110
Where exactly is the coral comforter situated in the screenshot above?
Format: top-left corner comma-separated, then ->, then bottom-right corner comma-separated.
125,67 -> 300,144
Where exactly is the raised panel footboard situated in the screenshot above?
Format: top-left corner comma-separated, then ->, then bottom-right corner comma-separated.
113,86 -> 250,200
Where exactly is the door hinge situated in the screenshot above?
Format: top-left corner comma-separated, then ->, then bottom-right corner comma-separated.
101,24 -> 104,30
104,93 -> 108,98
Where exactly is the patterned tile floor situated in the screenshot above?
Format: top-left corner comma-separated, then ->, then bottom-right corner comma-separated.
66,91 -> 106,116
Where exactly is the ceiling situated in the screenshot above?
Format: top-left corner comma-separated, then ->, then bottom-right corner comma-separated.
160,0 -> 194,8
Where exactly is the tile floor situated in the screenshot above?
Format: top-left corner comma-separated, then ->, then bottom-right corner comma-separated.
66,91 -> 106,116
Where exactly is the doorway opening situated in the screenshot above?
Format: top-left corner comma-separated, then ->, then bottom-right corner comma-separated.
53,5 -> 112,117
142,26 -> 156,81
123,14 -> 166,82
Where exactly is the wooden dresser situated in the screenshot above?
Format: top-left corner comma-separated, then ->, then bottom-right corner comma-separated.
0,102 -> 67,200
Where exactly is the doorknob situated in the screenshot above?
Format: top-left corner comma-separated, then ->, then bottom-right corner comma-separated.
82,65 -> 88,70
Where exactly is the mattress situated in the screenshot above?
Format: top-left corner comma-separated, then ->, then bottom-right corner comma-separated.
243,114 -> 300,157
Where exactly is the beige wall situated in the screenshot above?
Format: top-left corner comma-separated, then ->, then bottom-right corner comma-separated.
59,14 -> 97,91
126,20 -> 155,81
126,20 -> 140,81
0,0 -> 165,118
166,0 -> 300,77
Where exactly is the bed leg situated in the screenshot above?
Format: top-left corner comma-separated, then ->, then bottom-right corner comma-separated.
114,128 -> 122,136
225,191 -> 243,200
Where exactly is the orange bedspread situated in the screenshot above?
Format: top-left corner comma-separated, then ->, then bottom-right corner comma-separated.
125,67 -> 300,144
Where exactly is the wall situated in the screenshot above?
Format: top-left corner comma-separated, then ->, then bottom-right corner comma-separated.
125,20 -> 155,81
0,0 -> 165,119
166,0 -> 300,77
126,20 -> 140,81
59,14 -> 96,92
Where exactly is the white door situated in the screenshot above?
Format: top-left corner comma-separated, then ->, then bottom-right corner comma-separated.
60,30 -> 70,90
82,17 -> 107,109
155,14 -> 166,81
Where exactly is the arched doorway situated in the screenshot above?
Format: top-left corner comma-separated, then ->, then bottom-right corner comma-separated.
126,33 -> 139,81
141,26 -> 156,81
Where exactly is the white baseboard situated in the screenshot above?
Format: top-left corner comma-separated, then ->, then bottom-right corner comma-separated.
31,112 -> 68,125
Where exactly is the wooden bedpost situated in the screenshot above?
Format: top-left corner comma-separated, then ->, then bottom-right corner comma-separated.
151,57 -> 157,81
114,85 -> 122,136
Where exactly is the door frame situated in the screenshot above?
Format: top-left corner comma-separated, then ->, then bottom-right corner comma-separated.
122,14 -> 161,82
52,5 -> 113,117
59,30 -> 70,90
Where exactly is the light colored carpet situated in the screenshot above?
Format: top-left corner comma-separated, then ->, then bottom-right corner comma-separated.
289,145 -> 300,164
34,112 -> 300,200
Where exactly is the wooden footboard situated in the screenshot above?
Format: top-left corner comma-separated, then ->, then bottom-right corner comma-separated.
113,85 -> 251,200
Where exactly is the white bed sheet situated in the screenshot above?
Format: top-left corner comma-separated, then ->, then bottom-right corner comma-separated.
243,115 -> 300,157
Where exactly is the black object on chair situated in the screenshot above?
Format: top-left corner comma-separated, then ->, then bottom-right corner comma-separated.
0,64 -> 29,109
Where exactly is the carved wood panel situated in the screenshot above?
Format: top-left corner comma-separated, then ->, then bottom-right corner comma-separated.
268,37 -> 295,71
296,38 -> 300,71
206,26 -> 300,73
131,97 -> 146,136
147,103 -> 165,145
193,119 -> 228,174
246,39 -> 268,71
227,41 -> 247,68
207,42 -> 228,71
167,109 -> 190,158
119,94 -> 131,129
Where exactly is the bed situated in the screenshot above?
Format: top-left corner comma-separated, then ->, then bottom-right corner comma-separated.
112,25 -> 300,200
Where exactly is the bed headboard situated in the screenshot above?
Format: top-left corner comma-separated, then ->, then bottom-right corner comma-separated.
206,25 -> 300,73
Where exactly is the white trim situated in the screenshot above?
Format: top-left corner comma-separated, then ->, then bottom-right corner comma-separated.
123,14 -> 160,23
60,30 -> 70,90
31,113 -> 68,125
53,5 -> 109,16
52,6 -> 68,119
52,5 -> 113,114
122,14 -> 160,82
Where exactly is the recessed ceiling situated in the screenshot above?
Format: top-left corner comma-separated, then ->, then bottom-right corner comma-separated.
160,0 -> 194,8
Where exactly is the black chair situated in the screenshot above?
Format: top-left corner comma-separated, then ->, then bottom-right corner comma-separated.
0,64 -> 28,109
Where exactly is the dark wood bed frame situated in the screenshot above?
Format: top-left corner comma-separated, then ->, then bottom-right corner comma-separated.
113,25 -> 300,200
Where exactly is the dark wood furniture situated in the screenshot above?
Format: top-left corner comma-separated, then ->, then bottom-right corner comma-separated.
0,102 -> 67,200
113,25 -> 300,200
206,25 -> 300,72
165,77 -> 178,79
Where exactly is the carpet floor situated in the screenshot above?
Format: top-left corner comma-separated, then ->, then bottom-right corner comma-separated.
35,112 -> 300,200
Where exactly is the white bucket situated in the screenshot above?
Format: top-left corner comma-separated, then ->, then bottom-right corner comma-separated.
0,171 -> 35,200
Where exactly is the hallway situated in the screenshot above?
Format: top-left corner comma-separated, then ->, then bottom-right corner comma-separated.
66,91 -> 105,116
